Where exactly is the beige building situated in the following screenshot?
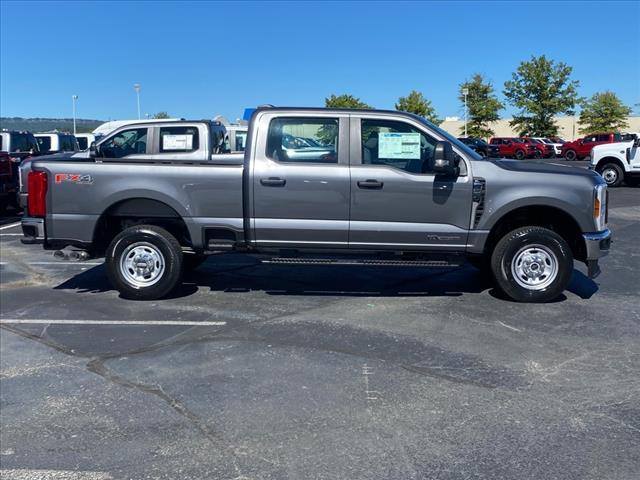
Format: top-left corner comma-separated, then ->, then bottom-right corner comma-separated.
439,116 -> 640,141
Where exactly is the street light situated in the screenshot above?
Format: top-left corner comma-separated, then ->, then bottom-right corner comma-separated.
133,83 -> 141,120
72,95 -> 79,136
462,87 -> 469,138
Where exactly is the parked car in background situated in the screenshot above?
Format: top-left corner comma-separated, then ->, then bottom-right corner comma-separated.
35,133 -> 79,154
457,137 -> 501,158
547,136 -> 566,145
75,133 -> 95,150
489,137 -> 536,159
530,137 -> 563,157
590,133 -> 640,187
521,137 -> 555,158
0,151 -> 16,212
0,130 -> 40,192
561,133 -> 622,161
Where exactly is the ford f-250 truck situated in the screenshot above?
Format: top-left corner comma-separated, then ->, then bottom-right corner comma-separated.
21,107 -> 611,303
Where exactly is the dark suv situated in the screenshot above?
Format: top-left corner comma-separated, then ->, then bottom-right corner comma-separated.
457,137 -> 500,158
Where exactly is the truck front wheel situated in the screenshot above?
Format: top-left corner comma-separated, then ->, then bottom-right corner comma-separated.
106,225 -> 184,300
599,163 -> 624,187
515,149 -> 525,160
490,226 -> 573,303
564,150 -> 577,161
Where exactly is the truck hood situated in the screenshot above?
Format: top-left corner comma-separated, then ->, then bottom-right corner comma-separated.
591,140 -> 633,155
492,159 -> 600,178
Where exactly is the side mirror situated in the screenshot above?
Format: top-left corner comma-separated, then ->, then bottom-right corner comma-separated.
89,142 -> 99,158
433,141 -> 459,176
634,137 -> 640,148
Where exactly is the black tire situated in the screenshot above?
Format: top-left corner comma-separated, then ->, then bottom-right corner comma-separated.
105,225 -> 183,300
534,150 -> 543,159
515,149 -> 525,160
564,149 -> 577,161
183,253 -> 208,271
598,162 -> 624,187
490,226 -> 573,303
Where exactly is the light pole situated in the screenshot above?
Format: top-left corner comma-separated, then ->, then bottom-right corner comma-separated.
462,87 -> 469,138
133,83 -> 141,119
72,95 -> 78,135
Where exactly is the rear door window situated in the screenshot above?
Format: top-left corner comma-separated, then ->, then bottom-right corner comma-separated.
266,118 -> 338,163
159,126 -> 200,153
37,136 -> 52,152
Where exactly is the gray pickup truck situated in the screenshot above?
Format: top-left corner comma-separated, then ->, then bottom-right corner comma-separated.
21,107 -> 611,303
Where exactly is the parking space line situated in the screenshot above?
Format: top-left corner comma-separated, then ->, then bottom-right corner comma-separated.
0,233 -> 23,236
0,319 -> 227,326
0,222 -> 21,230
27,261 -> 104,265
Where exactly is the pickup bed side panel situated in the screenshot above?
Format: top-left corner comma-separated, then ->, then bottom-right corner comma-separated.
34,161 -> 244,248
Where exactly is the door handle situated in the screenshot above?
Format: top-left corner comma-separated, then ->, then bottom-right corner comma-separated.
260,177 -> 286,187
357,179 -> 384,189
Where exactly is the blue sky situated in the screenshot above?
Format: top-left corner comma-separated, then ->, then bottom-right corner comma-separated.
1,0 -> 639,121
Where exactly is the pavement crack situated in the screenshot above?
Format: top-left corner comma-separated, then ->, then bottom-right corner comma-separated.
85,357 -> 222,444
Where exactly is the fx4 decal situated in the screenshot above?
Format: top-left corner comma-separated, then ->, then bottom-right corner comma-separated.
54,173 -> 94,185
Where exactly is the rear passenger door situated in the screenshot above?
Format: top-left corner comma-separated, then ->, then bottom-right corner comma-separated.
251,113 -> 350,247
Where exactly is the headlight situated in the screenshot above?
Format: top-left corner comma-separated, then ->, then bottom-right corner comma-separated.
593,184 -> 607,231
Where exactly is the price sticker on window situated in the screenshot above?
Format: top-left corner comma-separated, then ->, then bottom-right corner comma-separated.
378,132 -> 420,159
162,134 -> 193,151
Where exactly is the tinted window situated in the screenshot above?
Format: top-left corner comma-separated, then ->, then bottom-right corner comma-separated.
583,136 -> 597,143
159,126 -> 200,153
361,119 -> 438,174
10,133 -> 31,152
77,137 -> 88,150
100,128 -> 148,158
37,136 -> 52,152
267,118 -> 338,163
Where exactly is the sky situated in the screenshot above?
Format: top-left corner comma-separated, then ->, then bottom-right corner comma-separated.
1,0 -> 639,122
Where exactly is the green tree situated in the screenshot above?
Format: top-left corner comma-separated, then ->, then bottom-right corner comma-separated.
153,111 -> 170,119
458,74 -> 503,138
324,94 -> 371,109
503,55 -> 580,136
395,90 -> 441,125
579,91 -> 631,134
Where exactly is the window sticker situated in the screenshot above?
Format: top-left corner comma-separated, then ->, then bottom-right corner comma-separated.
162,134 -> 193,151
378,132 -> 420,159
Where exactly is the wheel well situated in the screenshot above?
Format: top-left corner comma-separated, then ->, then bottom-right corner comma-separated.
91,198 -> 192,255
485,206 -> 586,262
595,157 -> 625,172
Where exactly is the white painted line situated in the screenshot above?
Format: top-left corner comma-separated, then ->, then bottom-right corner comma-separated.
0,233 -> 23,236
0,319 -> 226,326
27,261 -> 104,265
0,469 -> 112,480
0,222 -> 21,230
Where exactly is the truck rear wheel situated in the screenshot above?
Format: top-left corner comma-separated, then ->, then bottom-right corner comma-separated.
599,163 -> 624,187
490,226 -> 573,303
106,225 -> 183,300
564,150 -> 577,161
515,149 -> 525,160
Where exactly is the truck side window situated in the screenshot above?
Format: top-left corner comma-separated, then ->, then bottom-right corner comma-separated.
266,117 -> 338,163
101,128 -> 148,158
159,126 -> 200,153
361,119 -> 438,174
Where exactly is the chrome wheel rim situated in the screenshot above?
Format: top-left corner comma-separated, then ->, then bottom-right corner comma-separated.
511,244 -> 558,291
602,168 -> 617,185
120,242 -> 165,288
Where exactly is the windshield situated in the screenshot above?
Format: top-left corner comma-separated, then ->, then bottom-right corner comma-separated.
415,115 -> 482,160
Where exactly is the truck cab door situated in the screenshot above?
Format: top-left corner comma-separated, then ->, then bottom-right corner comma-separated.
349,115 -> 473,251
249,113 -> 350,248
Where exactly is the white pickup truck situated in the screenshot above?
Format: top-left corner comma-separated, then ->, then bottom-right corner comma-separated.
590,133 -> 640,187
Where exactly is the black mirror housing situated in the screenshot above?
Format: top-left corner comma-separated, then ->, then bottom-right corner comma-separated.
433,141 -> 459,176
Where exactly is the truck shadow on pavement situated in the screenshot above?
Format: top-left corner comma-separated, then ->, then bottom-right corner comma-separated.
53,256 -> 599,301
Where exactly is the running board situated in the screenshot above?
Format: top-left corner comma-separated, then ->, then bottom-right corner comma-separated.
262,257 -> 464,267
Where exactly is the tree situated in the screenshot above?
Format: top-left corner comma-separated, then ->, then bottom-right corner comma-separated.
324,94 -> 371,109
153,112 -> 170,119
395,90 -> 441,125
579,91 -> 631,134
503,55 -> 580,136
458,74 -> 503,138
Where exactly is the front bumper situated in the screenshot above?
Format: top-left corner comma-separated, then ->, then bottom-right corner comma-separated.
583,229 -> 611,278
21,217 -> 45,245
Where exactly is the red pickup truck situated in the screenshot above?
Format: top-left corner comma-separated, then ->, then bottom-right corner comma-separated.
561,133 -> 622,161
521,137 -> 555,158
489,137 -> 536,160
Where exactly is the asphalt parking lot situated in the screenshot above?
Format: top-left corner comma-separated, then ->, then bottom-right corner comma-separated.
1,163 -> 638,479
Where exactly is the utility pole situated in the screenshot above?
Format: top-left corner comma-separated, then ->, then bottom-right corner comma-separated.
72,95 -> 78,135
134,83 -> 141,120
462,87 -> 469,137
